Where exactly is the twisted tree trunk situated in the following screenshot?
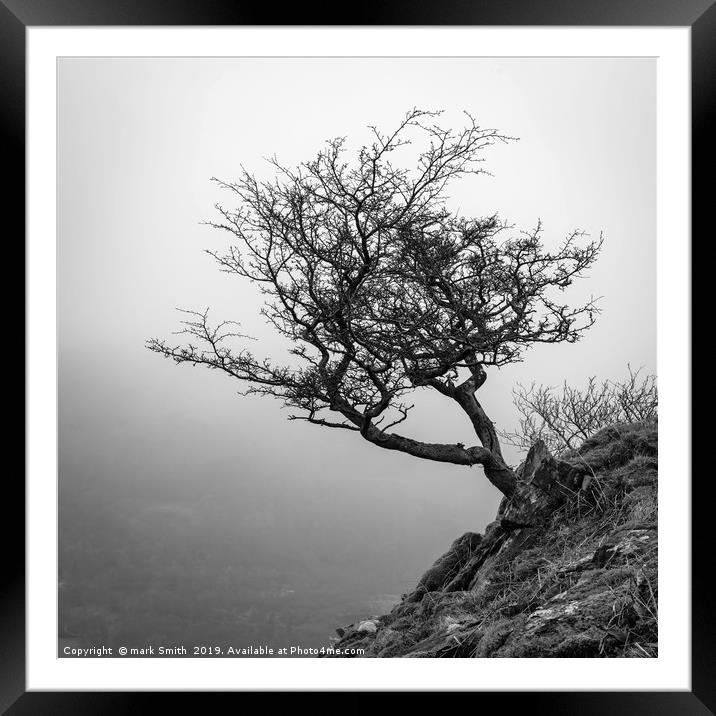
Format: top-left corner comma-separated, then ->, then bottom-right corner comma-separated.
339,360 -> 572,504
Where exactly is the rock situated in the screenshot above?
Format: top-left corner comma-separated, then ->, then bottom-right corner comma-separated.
356,620 -> 378,633
500,441 -> 573,530
403,531 -> 482,603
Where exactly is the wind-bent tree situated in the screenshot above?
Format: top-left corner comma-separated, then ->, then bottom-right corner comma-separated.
148,109 -> 602,501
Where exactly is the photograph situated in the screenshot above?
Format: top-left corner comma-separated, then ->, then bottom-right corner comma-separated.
57,55 -> 659,661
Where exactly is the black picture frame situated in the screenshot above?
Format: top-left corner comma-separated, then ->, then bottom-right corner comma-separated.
5,1 -> 708,711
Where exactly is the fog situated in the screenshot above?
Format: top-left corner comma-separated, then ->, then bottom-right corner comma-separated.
58,57 -> 655,653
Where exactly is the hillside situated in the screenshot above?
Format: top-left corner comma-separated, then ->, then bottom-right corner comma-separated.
328,422 -> 658,658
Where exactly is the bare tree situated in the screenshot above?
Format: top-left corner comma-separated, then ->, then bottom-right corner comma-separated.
148,109 -> 603,500
501,366 -> 657,454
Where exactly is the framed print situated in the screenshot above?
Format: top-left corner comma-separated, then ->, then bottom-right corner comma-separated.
6,0 -> 709,710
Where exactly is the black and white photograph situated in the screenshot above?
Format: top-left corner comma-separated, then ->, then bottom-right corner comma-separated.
56,55 -> 660,662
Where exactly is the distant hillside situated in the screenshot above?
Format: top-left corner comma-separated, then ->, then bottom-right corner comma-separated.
328,422 -> 658,658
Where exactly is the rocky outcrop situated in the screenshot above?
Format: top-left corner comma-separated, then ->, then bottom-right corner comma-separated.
327,423 -> 658,658
403,531 -> 483,603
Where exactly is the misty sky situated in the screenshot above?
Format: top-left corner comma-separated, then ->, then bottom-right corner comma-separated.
58,57 -> 655,640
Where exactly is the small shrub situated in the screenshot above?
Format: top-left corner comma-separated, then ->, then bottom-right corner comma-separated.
501,366 -> 657,455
